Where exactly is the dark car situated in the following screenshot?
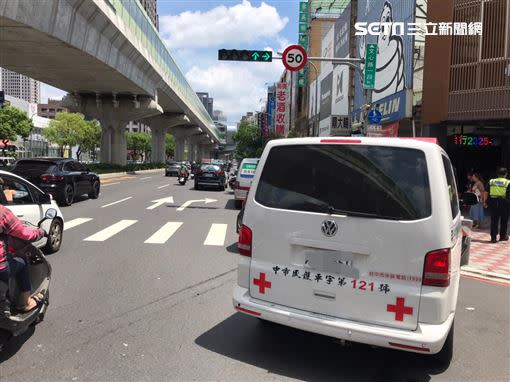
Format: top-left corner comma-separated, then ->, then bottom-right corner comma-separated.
194,164 -> 226,191
165,161 -> 182,177
12,158 -> 100,206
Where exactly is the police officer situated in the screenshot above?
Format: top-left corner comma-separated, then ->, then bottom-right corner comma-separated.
487,167 -> 510,243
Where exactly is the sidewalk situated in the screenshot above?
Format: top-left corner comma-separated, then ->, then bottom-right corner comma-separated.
463,226 -> 510,279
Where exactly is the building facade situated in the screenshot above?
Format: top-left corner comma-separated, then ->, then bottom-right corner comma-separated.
196,92 -> 214,118
37,98 -> 68,119
422,0 -> 510,182
0,67 -> 40,104
138,0 -> 158,30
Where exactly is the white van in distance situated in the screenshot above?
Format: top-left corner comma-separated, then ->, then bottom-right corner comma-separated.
234,158 -> 259,208
234,137 -> 474,364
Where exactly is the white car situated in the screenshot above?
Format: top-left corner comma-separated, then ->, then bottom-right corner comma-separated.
234,158 -> 259,208
0,170 -> 64,254
234,137 -> 473,365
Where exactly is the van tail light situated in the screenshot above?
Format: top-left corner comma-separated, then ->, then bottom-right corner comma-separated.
41,174 -> 64,183
238,225 -> 252,257
216,171 -> 225,177
423,248 -> 450,287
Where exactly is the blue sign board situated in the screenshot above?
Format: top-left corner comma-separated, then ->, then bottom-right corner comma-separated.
353,0 -> 415,124
352,90 -> 410,125
267,93 -> 276,132
368,110 -> 382,124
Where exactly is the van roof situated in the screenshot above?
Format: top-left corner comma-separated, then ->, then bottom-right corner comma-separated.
265,137 -> 443,154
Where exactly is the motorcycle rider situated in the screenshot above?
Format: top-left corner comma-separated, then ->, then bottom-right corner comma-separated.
0,204 -> 46,312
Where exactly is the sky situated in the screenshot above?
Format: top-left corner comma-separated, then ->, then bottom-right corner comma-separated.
41,0 -> 299,123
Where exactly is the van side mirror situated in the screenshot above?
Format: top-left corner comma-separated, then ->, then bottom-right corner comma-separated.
461,192 -> 478,206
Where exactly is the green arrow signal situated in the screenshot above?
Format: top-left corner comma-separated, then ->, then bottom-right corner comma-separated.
262,52 -> 270,61
251,52 -> 260,60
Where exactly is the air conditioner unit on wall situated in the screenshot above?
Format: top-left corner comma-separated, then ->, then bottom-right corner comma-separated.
330,116 -> 351,136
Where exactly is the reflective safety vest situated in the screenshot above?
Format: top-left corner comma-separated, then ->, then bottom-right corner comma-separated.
489,178 -> 510,198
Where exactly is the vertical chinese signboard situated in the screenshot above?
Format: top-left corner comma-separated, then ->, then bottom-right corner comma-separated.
275,82 -> 288,136
298,1 -> 309,88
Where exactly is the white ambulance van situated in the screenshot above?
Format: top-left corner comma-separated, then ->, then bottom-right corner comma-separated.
234,137 -> 474,364
234,158 -> 259,208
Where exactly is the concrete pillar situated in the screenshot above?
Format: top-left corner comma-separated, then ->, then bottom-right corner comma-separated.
174,138 -> 185,161
111,125 -> 127,165
150,125 -> 166,163
62,93 -> 162,165
100,126 -> 111,163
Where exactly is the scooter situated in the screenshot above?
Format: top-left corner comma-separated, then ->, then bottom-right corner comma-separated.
178,171 -> 187,185
0,208 -> 56,351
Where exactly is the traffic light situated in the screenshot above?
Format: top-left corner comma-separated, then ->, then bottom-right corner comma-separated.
218,49 -> 272,62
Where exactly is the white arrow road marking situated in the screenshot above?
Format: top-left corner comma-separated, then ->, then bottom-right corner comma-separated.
157,184 -> 170,189
140,176 -> 152,180
177,198 -> 217,212
101,197 -> 132,208
204,224 -> 228,246
64,218 -> 93,231
84,220 -> 137,242
146,196 -> 175,210
144,222 -> 183,244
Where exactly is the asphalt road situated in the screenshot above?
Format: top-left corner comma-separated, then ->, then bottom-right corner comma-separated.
0,171 -> 508,382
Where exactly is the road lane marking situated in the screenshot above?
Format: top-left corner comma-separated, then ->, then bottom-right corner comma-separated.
63,218 -> 93,231
157,184 -> 170,189
177,198 -> 217,211
204,224 -> 228,246
84,220 -> 138,242
144,222 -> 183,244
101,176 -> 135,183
101,196 -> 132,208
102,182 -> 120,187
140,176 -> 152,180
146,196 -> 174,210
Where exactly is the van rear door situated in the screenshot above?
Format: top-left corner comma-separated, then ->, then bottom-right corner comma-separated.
247,143 -> 434,330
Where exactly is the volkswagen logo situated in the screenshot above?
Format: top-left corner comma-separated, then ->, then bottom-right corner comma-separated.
321,220 -> 338,237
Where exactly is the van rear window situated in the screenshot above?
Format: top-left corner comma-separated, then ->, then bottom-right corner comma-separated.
255,145 -> 431,221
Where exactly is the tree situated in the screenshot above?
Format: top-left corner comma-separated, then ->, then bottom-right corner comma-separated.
43,112 -> 86,157
76,119 -> 101,161
127,132 -> 151,161
0,105 -> 33,155
232,121 -> 264,161
287,129 -> 302,138
165,133 -> 175,159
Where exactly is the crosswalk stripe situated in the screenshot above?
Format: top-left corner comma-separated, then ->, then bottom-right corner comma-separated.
204,224 -> 228,246
84,220 -> 138,242
101,196 -> 132,208
64,218 -> 93,231
144,222 -> 183,244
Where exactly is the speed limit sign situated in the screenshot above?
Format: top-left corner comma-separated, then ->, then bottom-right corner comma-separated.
282,45 -> 307,72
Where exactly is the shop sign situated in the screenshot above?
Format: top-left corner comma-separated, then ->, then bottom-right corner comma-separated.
275,82 -> 288,136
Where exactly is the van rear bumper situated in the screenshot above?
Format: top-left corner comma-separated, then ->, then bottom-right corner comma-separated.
233,286 -> 453,354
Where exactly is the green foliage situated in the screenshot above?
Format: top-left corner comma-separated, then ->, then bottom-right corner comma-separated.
165,134 -> 175,158
232,121 -> 264,161
0,105 -> 33,154
43,112 -> 87,157
127,132 -> 151,160
77,119 -> 101,161
287,129 -> 302,138
87,162 -> 165,174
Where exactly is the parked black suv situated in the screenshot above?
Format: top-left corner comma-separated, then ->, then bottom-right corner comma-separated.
12,158 -> 100,206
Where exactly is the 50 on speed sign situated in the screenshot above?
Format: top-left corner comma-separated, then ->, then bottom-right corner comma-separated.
282,45 -> 307,72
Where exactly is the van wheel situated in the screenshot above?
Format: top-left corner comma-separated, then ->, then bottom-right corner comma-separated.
432,321 -> 454,366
